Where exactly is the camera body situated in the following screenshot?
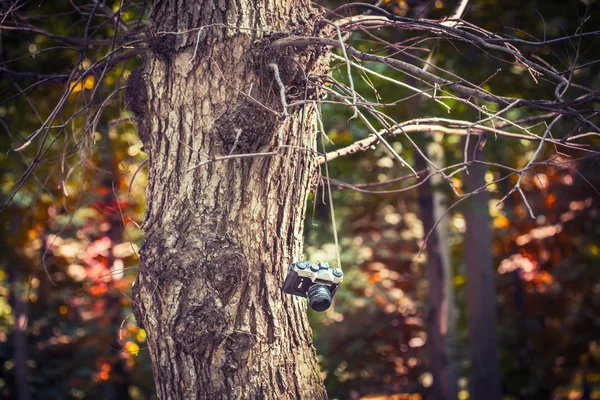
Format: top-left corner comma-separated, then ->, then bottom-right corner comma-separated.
282,261 -> 343,312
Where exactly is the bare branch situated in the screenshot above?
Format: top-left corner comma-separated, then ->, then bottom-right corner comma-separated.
273,36 -> 597,113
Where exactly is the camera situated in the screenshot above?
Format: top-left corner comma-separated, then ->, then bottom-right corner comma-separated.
282,261 -> 343,312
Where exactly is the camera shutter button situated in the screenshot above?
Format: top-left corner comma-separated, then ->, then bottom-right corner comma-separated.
310,263 -> 320,272
333,268 -> 343,277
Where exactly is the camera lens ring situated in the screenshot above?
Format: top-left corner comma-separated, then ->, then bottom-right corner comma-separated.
308,284 -> 332,312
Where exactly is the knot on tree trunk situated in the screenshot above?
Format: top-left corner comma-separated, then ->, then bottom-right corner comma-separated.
206,252 -> 248,302
222,331 -> 255,374
174,301 -> 228,353
212,101 -> 278,154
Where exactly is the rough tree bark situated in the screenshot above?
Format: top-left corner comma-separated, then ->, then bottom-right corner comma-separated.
129,0 -> 328,398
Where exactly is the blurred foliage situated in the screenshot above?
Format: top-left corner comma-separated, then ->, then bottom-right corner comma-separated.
0,0 -> 599,399
308,0 -> 600,399
0,0 -> 153,398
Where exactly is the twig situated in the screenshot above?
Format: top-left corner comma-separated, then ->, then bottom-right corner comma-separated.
322,20 -> 357,119
330,54 -> 451,112
269,63 -> 289,147
497,115 -> 563,218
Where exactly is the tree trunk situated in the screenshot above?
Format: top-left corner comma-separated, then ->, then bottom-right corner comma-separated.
6,216 -> 32,400
463,146 -> 502,400
416,140 -> 458,400
130,1 -> 327,399
9,266 -> 32,400
428,141 -> 459,400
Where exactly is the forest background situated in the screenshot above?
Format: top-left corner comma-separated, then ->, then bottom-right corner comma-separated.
0,0 -> 599,399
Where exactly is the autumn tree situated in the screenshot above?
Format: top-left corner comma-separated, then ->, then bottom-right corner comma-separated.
2,0 -> 599,399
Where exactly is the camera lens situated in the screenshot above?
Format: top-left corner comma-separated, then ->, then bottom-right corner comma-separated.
308,285 -> 332,312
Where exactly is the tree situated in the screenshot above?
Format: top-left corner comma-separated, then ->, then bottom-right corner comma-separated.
416,139 -> 459,400
128,1 -> 328,398
463,141 -> 501,400
2,0 -> 600,398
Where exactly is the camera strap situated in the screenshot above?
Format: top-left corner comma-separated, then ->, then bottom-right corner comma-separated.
317,100 -> 342,273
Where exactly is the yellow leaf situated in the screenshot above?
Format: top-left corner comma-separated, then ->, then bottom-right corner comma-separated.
136,329 -> 146,342
69,80 -> 84,93
125,341 -> 139,356
84,75 -> 95,90
69,76 -> 94,94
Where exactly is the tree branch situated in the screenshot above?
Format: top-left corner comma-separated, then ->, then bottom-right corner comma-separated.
274,36 -> 597,114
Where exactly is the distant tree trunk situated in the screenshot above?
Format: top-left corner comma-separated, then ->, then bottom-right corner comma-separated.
9,267 -> 31,400
8,216 -> 32,400
463,145 -> 502,400
416,139 -> 459,400
430,142 -> 459,400
130,1 -> 327,399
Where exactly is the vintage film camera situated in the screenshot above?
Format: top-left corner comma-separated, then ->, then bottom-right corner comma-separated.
282,261 -> 343,312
